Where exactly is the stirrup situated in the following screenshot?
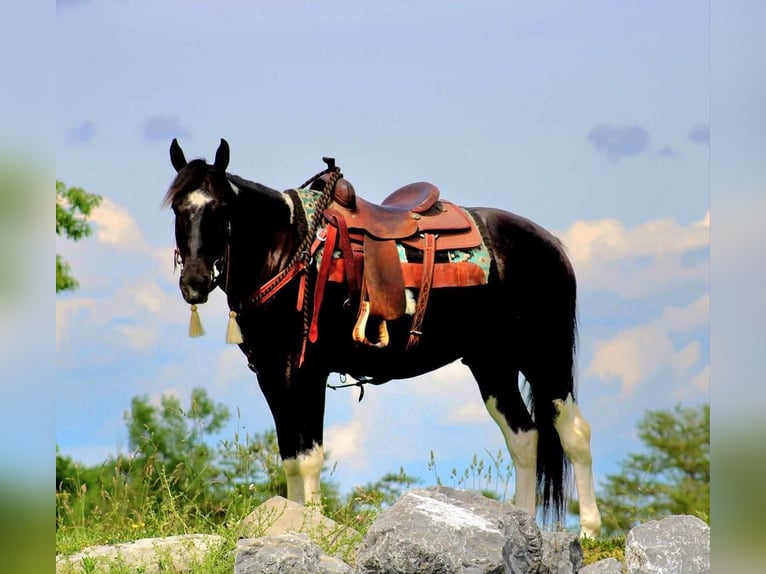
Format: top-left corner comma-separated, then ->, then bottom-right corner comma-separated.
352,301 -> 390,348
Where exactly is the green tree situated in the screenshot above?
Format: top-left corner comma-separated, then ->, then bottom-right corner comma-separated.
597,402 -> 710,536
122,388 -> 230,514
56,179 -> 101,292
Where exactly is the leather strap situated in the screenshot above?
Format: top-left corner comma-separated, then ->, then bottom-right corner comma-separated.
308,224 -> 338,343
247,236 -> 323,307
324,208 -> 359,299
406,233 -> 437,350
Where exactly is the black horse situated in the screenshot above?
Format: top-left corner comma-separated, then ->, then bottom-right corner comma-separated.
164,138 -> 602,537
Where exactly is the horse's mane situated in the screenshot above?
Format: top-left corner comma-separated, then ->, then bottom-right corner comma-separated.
227,174 -> 283,199
163,162 -> 306,239
162,159 -> 209,207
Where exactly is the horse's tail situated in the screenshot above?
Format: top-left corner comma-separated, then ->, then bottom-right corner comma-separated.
525,241 -> 578,528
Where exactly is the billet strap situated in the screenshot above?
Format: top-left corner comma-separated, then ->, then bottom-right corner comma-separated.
406,232 -> 437,350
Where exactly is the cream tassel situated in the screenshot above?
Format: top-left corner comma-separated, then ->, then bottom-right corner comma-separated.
189,304 -> 204,337
226,310 -> 244,344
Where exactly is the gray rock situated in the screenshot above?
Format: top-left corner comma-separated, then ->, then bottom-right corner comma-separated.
235,532 -> 352,574
578,557 -> 624,574
356,486 -> 512,573
240,496 -> 359,560
625,515 -> 709,573
502,516 -> 583,574
501,508 -> 543,573
540,531 -> 583,573
56,533 -> 225,574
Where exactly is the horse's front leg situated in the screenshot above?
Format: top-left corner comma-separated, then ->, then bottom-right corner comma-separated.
282,442 -> 324,506
258,367 -> 328,507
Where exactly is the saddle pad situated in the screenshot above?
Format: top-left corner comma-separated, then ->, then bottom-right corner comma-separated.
293,186 -> 492,287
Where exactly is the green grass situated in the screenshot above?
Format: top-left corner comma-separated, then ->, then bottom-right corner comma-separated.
57,448 -> 627,572
56,453 -> 377,572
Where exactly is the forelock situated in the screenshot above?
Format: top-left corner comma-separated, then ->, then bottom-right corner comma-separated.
163,159 -> 210,207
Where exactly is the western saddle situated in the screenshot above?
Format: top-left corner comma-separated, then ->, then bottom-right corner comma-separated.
307,161 -> 486,350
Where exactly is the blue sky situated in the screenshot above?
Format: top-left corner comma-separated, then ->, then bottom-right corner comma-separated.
53,1 -> 717,504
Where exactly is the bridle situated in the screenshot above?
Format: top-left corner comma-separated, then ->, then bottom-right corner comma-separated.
173,220 -> 232,295
171,160 -> 340,365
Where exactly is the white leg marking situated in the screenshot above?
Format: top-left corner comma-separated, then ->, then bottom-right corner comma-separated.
282,443 -> 323,507
486,396 -> 538,518
553,393 -> 602,538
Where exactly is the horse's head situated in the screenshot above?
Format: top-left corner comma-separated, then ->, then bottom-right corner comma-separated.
164,138 -> 235,304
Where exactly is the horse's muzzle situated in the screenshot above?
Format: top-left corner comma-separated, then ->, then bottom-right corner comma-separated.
179,268 -> 212,304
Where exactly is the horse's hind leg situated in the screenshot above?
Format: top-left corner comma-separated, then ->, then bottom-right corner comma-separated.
553,393 -> 601,538
463,358 -> 538,518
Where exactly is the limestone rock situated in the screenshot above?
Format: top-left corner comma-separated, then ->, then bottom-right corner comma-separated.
625,515 -> 710,573
56,533 -> 225,574
235,532 -> 351,574
540,530 -> 583,573
357,486 -> 523,573
501,507 -> 544,573
240,495 -> 359,559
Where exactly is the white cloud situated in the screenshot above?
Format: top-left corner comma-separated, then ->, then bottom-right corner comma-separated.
322,366 -> 489,476
56,296 -> 97,350
446,401 -> 489,424
131,280 -> 183,318
662,293 -> 709,332
213,346 -> 250,390
324,417 -> 369,471
689,365 -> 710,394
56,277 -> 190,355
586,294 -> 708,396
91,198 -> 145,249
406,361 -> 493,424
118,324 -> 160,351
559,211 -> 709,297
586,322 -> 676,393
670,341 -> 701,375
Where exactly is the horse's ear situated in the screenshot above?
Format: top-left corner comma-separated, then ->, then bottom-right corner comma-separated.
170,138 -> 187,172
214,138 -> 230,172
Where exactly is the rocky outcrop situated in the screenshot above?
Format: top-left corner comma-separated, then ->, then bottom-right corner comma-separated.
57,487 -> 711,573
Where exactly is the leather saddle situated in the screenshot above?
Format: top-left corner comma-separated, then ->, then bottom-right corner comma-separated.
308,173 -> 485,349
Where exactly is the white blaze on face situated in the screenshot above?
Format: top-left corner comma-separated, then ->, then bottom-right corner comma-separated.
183,189 -> 213,258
